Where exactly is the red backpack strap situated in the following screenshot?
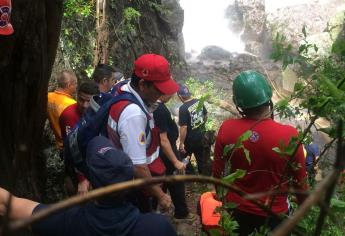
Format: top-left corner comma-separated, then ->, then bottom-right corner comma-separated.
107,100 -> 131,149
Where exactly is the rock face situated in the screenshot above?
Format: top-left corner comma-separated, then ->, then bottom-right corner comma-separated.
108,0 -> 188,80
224,0 -> 345,57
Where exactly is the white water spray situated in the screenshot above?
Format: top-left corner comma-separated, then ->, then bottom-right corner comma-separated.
179,0 -> 245,55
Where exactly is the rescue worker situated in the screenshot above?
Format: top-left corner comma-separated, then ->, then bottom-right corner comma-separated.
107,54 -> 179,212
153,94 -> 194,221
0,136 -> 177,236
212,70 -> 308,235
47,70 -> 78,151
59,81 -> 99,195
178,84 -> 209,175
92,64 -> 116,93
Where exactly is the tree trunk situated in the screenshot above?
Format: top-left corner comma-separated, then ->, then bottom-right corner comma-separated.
94,0 -> 109,66
0,0 -> 63,199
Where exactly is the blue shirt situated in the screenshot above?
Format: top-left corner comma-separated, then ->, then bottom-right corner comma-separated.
305,143 -> 320,166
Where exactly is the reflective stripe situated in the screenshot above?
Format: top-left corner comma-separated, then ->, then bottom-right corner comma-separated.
146,147 -> 160,164
108,116 -> 118,132
90,96 -> 100,112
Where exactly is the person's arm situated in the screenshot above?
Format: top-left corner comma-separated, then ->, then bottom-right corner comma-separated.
160,132 -> 185,171
178,104 -> 189,153
114,105 -> 171,209
179,125 -> 188,153
134,164 -> 171,210
0,188 -> 39,219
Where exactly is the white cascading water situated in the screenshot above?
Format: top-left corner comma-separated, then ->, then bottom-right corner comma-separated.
179,0 -> 315,56
179,0 -> 245,55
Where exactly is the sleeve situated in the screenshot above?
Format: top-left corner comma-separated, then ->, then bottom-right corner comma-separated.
59,108 -> 69,140
31,204 -> 65,236
178,105 -> 189,126
212,124 -> 226,179
311,143 -> 320,156
59,105 -> 76,140
117,104 -> 148,165
153,105 -> 168,133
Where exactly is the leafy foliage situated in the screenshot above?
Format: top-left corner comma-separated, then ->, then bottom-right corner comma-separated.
61,0 -> 96,78
271,23 -> 345,138
184,77 -> 229,131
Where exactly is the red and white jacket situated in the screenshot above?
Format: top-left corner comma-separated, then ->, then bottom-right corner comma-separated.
107,83 -> 165,175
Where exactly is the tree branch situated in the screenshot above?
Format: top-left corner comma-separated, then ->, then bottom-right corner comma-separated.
9,175 -> 282,233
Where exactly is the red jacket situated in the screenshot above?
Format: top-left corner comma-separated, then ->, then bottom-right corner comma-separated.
212,118 -> 307,216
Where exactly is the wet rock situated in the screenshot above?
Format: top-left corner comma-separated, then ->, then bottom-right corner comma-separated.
198,46 -> 232,61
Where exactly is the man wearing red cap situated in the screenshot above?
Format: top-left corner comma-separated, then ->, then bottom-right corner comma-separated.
0,0 -> 14,35
107,54 -> 179,212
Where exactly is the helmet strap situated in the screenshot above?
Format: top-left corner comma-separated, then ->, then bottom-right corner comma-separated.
236,106 -> 245,117
269,100 -> 274,120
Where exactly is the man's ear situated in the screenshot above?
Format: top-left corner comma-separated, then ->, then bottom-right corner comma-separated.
138,79 -> 146,92
101,78 -> 108,85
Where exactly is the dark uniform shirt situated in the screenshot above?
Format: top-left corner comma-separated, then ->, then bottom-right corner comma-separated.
178,99 -> 207,144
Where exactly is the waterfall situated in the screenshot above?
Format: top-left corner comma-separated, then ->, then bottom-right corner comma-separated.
179,0 -> 245,55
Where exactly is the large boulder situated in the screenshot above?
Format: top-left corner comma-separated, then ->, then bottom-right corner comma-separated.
198,46 -> 232,60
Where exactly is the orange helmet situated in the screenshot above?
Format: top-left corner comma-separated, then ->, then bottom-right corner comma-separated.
0,0 -> 14,35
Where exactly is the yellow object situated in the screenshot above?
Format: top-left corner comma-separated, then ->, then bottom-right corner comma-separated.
47,90 -> 76,149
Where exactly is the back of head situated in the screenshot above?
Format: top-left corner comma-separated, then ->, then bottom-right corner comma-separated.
132,53 -> 179,95
78,81 -> 100,95
232,70 -> 272,110
57,70 -> 77,89
86,136 -> 134,189
177,83 -> 192,99
92,64 -> 115,83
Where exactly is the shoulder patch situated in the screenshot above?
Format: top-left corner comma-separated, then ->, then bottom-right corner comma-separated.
138,131 -> 146,145
249,131 -> 260,143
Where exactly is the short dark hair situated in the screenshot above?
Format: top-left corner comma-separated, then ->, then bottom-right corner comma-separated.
78,81 -> 100,95
130,73 -> 154,88
92,64 -> 115,83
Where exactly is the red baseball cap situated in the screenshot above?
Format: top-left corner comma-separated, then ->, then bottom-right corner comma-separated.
134,54 -> 179,95
0,0 -> 14,36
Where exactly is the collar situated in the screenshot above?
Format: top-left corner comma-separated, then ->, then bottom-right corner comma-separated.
54,89 -> 73,98
122,82 -> 150,114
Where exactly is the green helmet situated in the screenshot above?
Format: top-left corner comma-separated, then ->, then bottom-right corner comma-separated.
232,70 -> 272,109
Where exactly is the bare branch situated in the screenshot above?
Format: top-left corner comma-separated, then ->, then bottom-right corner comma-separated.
9,175 -> 283,233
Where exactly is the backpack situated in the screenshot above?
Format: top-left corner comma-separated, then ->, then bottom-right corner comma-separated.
64,84 -> 150,176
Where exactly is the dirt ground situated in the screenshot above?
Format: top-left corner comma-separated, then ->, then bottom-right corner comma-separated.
166,182 -> 214,236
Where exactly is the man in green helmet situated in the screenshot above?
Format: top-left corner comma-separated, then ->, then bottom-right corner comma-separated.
212,70 -> 308,235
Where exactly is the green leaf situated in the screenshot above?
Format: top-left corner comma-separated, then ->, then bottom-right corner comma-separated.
299,44 -> 306,53
208,228 -> 223,236
294,82 -> 304,92
222,169 -> 246,184
302,25 -> 307,38
272,147 -> 283,155
235,130 -> 252,148
223,202 -> 238,209
223,144 -> 234,156
243,149 -> 251,164
320,76 -> 343,100
331,198 -> 345,212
